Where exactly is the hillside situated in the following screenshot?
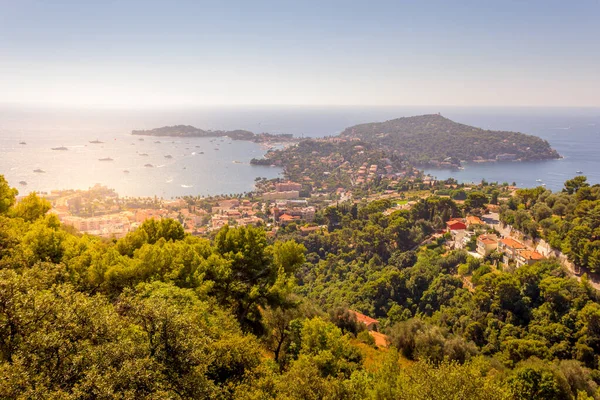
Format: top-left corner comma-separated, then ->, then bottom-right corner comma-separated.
132,125 -> 295,142
339,114 -> 560,167
2,175 -> 600,399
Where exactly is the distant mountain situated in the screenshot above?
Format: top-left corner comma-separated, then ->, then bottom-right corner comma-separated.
131,125 -> 294,142
339,114 -> 560,167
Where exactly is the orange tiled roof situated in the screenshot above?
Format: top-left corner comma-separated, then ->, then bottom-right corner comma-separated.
478,234 -> 497,245
518,250 -> 544,260
500,238 -> 526,249
466,216 -> 484,225
279,214 -> 296,221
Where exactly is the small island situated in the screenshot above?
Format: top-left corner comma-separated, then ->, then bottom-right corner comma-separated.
132,125 -> 297,143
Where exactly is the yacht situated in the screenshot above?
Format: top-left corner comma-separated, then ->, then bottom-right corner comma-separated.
98,157 -> 113,161
89,139 -> 104,144
33,168 -> 45,173
123,170 -> 130,174
19,181 -> 27,185
51,146 -> 68,151
536,179 -> 543,182
19,141 -> 26,145
577,170 -> 583,174
139,153 -> 149,156
144,164 -> 154,168
164,155 -> 173,159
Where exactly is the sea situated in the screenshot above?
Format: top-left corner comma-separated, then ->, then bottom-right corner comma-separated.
0,105 -> 599,197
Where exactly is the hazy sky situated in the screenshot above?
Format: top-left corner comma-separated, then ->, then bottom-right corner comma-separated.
1,0 -> 599,108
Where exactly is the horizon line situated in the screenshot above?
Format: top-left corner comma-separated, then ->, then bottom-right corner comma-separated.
1,102 -> 600,111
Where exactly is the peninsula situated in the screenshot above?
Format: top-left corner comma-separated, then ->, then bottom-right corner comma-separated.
339,114 -> 560,167
131,125 -> 296,143
250,114 -> 561,193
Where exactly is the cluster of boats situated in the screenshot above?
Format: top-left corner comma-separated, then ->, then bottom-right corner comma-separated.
536,170 -> 583,186
33,137 -> 230,179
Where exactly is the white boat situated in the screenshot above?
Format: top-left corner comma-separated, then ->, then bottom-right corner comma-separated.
536,179 -> 543,182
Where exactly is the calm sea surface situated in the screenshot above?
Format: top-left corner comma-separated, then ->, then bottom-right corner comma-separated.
0,106 -> 598,196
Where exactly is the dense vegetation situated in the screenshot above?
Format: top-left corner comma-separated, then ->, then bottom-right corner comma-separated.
2,175 -> 600,399
501,176 -> 600,272
339,114 -> 560,166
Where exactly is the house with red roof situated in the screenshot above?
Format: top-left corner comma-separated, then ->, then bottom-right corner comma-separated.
446,219 -> 467,232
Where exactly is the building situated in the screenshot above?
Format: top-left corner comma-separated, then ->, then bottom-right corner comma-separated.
275,181 -> 302,192
466,216 -> 485,228
60,214 -> 131,238
515,249 -> 544,268
496,153 -> 517,161
349,310 -> 379,332
299,225 -> 322,235
446,219 -> 467,232
278,213 -> 301,225
218,199 -> 240,209
262,190 -> 300,200
498,237 -> 527,265
273,205 -> 315,223
477,234 -> 498,256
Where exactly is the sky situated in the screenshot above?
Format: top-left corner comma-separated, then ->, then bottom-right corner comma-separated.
1,0 -> 599,108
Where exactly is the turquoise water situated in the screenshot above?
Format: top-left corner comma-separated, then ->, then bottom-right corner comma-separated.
1,106 -> 598,196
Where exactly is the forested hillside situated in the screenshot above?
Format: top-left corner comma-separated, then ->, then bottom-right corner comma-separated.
1,175 -> 600,399
339,114 -> 560,166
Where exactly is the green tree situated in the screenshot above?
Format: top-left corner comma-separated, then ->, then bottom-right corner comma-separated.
10,192 -> 51,222
0,175 -> 18,214
563,176 -> 589,195
465,191 -> 488,210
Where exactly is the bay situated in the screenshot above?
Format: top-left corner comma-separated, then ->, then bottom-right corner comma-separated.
1,105 -> 599,196
0,131 -> 282,198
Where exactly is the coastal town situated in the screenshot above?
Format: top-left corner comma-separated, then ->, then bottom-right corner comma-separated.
40,173 -> 569,280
